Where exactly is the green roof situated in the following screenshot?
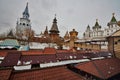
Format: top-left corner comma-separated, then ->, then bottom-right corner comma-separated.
93,19 -> 101,29
0,39 -> 19,47
95,21 -> 99,26
110,13 -> 117,23
111,15 -> 117,22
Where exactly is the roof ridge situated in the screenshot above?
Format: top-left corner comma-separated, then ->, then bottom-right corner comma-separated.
91,61 -> 105,79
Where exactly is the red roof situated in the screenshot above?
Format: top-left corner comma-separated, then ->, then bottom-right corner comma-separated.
0,52 -> 21,67
0,68 -> 12,80
20,54 -> 57,64
10,66 -> 83,80
21,50 -> 43,55
0,51 -> 7,57
43,47 -> 57,54
75,58 -> 120,79
0,50 -> 17,57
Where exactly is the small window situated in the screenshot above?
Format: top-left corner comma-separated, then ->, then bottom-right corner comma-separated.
23,23 -> 25,25
27,24 -> 29,26
115,42 -> 117,45
31,64 -> 40,69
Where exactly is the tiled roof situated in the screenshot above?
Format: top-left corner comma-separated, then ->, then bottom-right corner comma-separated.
0,68 -> 12,80
75,58 -> 120,79
43,47 -> 57,54
0,52 -> 21,67
56,53 -> 83,61
0,51 -> 8,57
20,54 -> 57,64
10,66 -> 83,80
0,50 -> 112,67
57,49 -> 70,53
21,50 -> 43,55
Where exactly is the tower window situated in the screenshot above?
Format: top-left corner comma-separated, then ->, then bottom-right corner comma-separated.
23,23 -> 25,25
27,24 -> 29,26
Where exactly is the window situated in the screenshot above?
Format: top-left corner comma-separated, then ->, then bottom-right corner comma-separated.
31,64 -> 40,69
115,42 -> 117,45
23,23 -> 25,25
27,24 -> 29,26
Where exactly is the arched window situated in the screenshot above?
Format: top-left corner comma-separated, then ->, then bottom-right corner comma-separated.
23,23 -> 25,25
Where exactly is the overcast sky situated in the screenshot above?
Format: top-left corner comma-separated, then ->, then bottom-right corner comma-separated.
0,0 -> 120,37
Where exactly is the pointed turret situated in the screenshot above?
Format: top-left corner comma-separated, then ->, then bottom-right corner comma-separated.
95,19 -> 99,26
49,14 -> 59,34
64,31 -> 70,40
23,2 -> 29,19
107,13 -> 118,26
93,19 -> 101,29
110,13 -> 117,23
49,14 -> 60,43
44,26 -> 49,37
86,25 -> 90,31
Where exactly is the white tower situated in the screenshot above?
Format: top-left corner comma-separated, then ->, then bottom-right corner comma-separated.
83,25 -> 91,39
16,3 -> 31,39
104,13 -> 120,36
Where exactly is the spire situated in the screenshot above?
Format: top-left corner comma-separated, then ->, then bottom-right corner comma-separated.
95,19 -> 99,26
93,19 -> 101,29
49,14 -> 59,33
110,13 -> 117,22
64,31 -> 70,40
45,26 -> 48,32
65,31 -> 69,37
87,25 -> 90,31
53,14 -> 57,23
44,26 -> 49,36
23,2 -> 29,19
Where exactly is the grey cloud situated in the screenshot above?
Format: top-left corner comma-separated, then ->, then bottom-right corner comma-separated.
0,0 -> 120,37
